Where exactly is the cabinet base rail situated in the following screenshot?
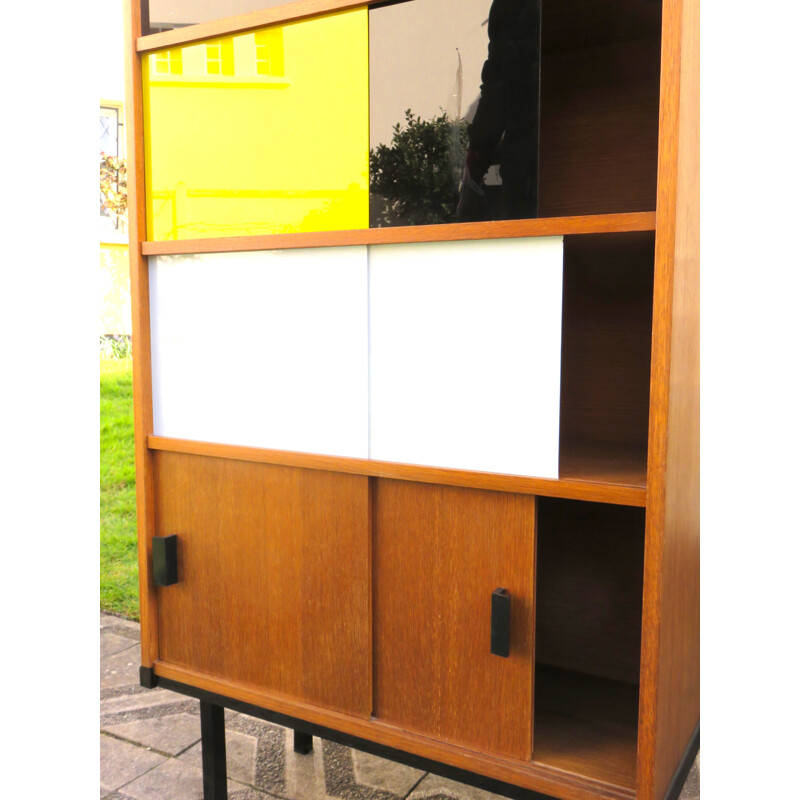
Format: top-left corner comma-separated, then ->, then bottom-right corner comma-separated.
664,723 -> 700,800
142,671 -> 699,800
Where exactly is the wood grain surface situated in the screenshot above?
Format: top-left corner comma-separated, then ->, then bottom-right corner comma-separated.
536,498 -> 645,686
638,0 -> 701,797
559,232 -> 655,457
124,0 -> 159,668
140,213 -> 657,256
534,666 -> 639,790
541,0 -> 661,55
372,479 -> 536,761
558,441 -> 647,490
539,37 -> 661,217
152,451 -> 372,717
147,436 -> 647,507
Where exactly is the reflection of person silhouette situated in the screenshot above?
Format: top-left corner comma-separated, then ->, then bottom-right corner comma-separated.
457,0 -> 541,221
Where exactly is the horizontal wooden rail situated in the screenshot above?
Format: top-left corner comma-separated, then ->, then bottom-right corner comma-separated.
147,436 -> 647,506
141,212 -> 656,256
138,0 -> 390,52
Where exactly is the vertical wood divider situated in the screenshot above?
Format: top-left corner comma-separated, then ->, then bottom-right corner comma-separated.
368,475 -> 375,719
124,0 -> 159,668
639,0 -> 699,798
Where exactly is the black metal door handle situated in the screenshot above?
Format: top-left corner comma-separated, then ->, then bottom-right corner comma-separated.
153,534 -> 179,586
491,587 -> 510,657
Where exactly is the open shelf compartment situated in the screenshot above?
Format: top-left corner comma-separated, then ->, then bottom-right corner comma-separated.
558,231 -> 655,490
533,497 -> 645,789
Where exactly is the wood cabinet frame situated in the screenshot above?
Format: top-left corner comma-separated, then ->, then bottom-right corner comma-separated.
124,2 -> 699,799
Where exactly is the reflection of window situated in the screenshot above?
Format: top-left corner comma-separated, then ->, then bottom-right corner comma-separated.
101,106 -> 122,227
154,49 -> 182,75
255,28 -> 284,77
100,107 -> 119,157
206,43 -> 222,74
206,38 -> 234,75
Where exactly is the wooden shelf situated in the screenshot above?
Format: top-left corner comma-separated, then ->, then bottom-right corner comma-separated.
559,440 -> 647,490
147,436 -> 646,507
534,666 -> 639,791
140,212 -> 656,257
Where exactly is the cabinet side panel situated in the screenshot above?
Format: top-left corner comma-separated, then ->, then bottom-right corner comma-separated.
153,451 -> 372,718
373,479 -> 536,760
654,0 -> 700,794
124,0 -> 159,666
640,0 -> 699,797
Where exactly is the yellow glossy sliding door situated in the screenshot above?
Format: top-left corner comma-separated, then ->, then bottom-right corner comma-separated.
142,8 -> 369,240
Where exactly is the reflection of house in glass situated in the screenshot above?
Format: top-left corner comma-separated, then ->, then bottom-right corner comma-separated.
143,12 -> 369,241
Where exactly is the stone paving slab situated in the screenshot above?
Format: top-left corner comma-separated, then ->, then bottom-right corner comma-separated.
101,735 -> 167,796
101,688 -> 198,722
105,711 -> 202,756
102,613 -> 142,636
102,646 -> 142,689
352,750 -> 426,795
180,729 -> 260,786
114,757 -> 243,800
681,754 -> 700,799
102,631 -> 140,659
100,614 -> 699,799
408,775 -> 504,800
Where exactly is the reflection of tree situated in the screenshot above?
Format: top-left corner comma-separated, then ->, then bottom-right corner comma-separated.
100,154 -> 128,229
370,110 -> 468,227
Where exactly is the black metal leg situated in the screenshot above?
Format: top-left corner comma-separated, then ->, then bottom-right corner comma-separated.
293,729 -> 313,754
200,700 -> 227,800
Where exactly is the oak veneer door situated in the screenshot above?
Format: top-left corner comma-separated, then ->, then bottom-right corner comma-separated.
373,479 -> 536,759
153,451 -> 371,718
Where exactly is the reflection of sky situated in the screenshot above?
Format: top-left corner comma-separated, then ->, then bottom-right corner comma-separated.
148,0 -> 287,28
369,0 -> 492,149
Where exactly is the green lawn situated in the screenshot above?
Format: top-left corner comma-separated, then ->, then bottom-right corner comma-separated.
100,356 -> 139,619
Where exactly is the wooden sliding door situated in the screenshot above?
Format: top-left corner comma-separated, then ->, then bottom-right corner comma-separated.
372,479 -> 536,760
152,451 -> 372,718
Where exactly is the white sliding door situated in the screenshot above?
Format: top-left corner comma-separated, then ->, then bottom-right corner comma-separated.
368,237 -> 563,478
149,247 -> 369,458
149,238 -> 563,477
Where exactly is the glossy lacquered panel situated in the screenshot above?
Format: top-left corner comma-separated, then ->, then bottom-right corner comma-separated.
368,236 -> 563,479
142,9 -> 369,239
369,0 -> 540,227
149,248 -> 369,457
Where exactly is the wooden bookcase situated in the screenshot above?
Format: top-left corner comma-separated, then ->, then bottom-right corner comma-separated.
124,2 -> 698,800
